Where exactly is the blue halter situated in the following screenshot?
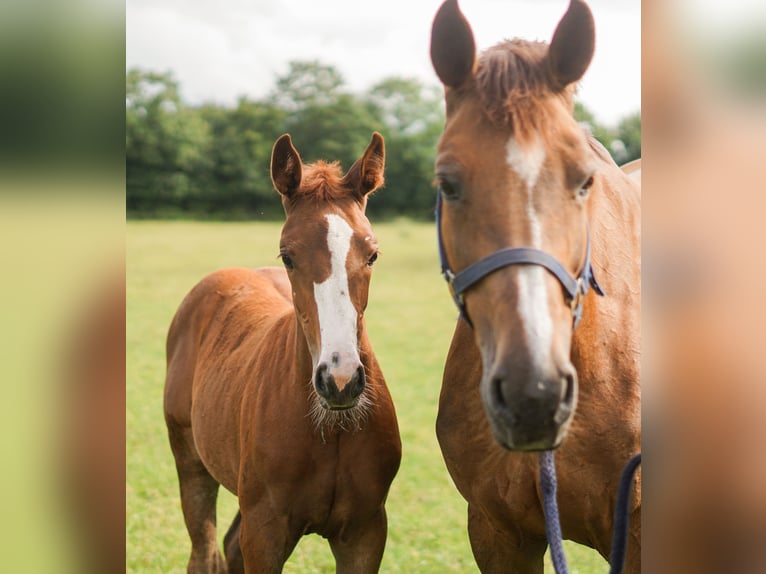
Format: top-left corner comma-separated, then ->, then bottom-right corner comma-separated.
434,189 -> 604,328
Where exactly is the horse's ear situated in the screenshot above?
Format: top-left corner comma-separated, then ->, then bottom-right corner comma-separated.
271,134 -> 303,196
547,0 -> 595,90
358,132 -> 386,196
430,0 -> 476,88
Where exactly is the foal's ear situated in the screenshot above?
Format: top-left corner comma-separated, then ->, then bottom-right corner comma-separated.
345,132 -> 385,199
430,0 -> 476,88
270,134 -> 303,196
360,132 -> 385,195
547,0 -> 595,91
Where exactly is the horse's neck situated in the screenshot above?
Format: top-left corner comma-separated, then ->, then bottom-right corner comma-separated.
578,166 -> 641,409
590,165 -> 641,295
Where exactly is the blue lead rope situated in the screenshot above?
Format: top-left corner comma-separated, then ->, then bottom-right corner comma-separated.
539,451 -> 569,574
608,453 -> 642,574
538,451 -> 642,574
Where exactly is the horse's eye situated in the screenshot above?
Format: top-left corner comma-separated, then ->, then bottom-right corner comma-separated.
578,176 -> 594,197
438,179 -> 460,200
367,252 -> 379,267
280,254 -> 294,269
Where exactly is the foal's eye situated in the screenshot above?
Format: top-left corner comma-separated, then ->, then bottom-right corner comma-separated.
578,176 -> 595,197
280,254 -> 294,269
367,252 -> 379,267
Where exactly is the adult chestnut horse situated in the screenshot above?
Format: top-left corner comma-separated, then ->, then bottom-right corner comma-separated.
430,1 -> 640,572
164,133 -> 401,573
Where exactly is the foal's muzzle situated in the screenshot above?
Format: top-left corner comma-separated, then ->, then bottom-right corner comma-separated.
484,365 -> 577,451
314,363 -> 366,410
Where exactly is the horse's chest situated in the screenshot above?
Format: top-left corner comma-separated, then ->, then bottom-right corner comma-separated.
245,434 -> 397,534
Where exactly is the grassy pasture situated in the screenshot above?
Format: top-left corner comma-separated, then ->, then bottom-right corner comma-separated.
126,219 -> 605,573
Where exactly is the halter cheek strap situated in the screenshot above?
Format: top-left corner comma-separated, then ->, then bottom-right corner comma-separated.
435,190 -> 604,328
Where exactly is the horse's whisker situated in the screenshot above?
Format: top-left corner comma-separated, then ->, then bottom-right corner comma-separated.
306,377 -> 373,435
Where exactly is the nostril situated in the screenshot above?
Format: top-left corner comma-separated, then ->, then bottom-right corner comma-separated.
350,365 -> 366,397
315,363 -> 329,395
562,372 -> 575,406
356,365 -> 365,387
492,376 -> 507,409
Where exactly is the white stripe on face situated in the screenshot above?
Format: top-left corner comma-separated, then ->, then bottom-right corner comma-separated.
506,135 -> 553,363
506,134 -> 546,193
313,213 -> 360,377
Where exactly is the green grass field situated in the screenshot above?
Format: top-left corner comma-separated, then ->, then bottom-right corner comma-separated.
127,219 -> 606,573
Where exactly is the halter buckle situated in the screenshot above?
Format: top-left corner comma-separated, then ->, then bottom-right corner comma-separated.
569,277 -> 585,315
446,276 -> 466,308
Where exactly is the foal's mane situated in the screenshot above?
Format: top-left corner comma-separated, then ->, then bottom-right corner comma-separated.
474,39 -> 577,138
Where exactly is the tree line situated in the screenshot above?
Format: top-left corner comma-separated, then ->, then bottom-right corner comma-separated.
127,61 -> 640,220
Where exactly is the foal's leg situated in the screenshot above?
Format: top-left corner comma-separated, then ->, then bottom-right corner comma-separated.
467,503 -> 547,574
167,423 -> 226,573
223,510 -> 244,574
329,507 -> 387,574
238,504 -> 301,574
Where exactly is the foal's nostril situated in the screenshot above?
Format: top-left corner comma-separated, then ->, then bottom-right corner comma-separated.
348,365 -> 366,398
315,363 -> 330,395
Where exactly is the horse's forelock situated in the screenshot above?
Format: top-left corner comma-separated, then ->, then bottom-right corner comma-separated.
474,40 -> 576,140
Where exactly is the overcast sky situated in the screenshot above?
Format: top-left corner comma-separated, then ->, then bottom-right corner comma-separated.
127,0 -> 640,126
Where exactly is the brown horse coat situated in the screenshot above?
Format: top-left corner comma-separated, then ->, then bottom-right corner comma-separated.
435,141 -> 641,572
430,1 -> 640,572
164,134 -> 401,573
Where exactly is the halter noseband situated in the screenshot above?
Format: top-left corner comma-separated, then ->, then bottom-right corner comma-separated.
435,190 -> 604,328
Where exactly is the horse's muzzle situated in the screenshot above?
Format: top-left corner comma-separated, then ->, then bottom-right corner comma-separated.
314,363 -> 365,409
483,367 -> 577,451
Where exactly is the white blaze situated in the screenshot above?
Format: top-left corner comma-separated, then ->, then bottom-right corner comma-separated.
506,134 -> 546,193
506,134 -> 553,363
313,213 -> 360,377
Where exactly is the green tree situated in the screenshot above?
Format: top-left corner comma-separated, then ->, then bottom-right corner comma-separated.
616,111 -> 641,163
270,61 -> 346,111
574,101 -> 640,164
368,77 -> 444,135
197,98 -> 287,217
126,65 -> 638,220
126,69 -> 211,214
284,94 -> 381,170
364,77 -> 445,218
270,62 -> 388,199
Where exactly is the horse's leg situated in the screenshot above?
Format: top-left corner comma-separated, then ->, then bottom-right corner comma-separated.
467,503 -> 546,574
223,510 -> 244,574
238,504 -> 300,574
329,507 -> 387,574
167,423 -> 226,573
